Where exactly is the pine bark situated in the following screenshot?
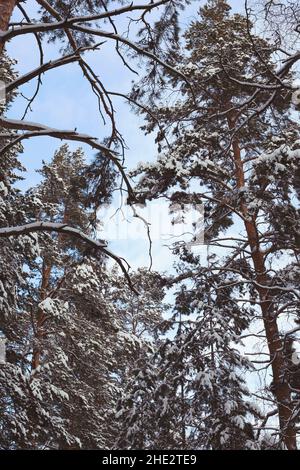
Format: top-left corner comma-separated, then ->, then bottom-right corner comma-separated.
0,0 -> 16,54
228,114 -> 296,450
31,209 -> 70,370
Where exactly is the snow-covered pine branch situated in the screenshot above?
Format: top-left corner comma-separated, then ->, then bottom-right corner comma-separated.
0,221 -> 106,248
0,222 -> 138,294
0,116 -> 135,200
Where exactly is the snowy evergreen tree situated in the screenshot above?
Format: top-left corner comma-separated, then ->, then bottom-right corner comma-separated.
11,145 -> 118,448
1,142 -> 168,448
116,253 -> 260,449
109,268 -> 170,448
131,0 -> 300,449
0,53 -> 43,449
2,0 -> 300,452
0,52 -> 27,319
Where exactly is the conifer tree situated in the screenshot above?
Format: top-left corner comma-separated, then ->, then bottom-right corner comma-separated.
1,141 -> 168,448
116,255 -> 260,449
15,144 -> 120,448
131,0 -> 300,449
0,53 -> 42,450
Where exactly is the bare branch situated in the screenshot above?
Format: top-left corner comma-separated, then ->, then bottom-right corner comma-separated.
5,45 -> 101,94
0,17 -> 190,86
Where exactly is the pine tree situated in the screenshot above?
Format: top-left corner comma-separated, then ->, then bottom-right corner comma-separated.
116,253 -> 260,449
170,262 -> 259,450
131,0 -> 300,449
0,52 -> 44,449
0,143 -> 115,448
109,268 -> 170,449
1,141 -> 168,448
17,145 -> 117,448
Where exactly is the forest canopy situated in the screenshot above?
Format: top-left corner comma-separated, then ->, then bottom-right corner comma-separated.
0,0 -> 300,451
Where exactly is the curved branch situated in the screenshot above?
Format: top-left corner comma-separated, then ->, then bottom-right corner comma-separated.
36,0 -> 169,26
5,45 -> 102,94
0,19 -> 190,85
0,116 -> 135,200
0,1 -> 170,42
16,2 -> 45,120
0,221 -> 107,247
0,221 -> 139,294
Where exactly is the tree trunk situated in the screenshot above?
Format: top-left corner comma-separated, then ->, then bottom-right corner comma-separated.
0,0 -> 16,54
31,208 -> 70,370
31,260 -> 51,370
228,115 -> 296,449
246,224 -> 296,450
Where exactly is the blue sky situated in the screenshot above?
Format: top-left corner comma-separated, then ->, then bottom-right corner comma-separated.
7,0 -> 243,272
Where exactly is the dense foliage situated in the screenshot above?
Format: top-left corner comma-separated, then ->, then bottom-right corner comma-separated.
1,0 -> 300,450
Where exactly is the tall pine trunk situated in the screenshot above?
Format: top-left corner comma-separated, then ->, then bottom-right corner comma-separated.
228,114 -> 296,450
31,208 -> 71,370
0,0 -> 16,54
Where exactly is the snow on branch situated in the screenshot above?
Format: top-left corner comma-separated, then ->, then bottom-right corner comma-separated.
0,116 -> 135,200
36,0 -> 170,24
0,6 -> 189,85
5,45 -> 102,94
0,222 -> 139,294
0,222 -> 107,248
